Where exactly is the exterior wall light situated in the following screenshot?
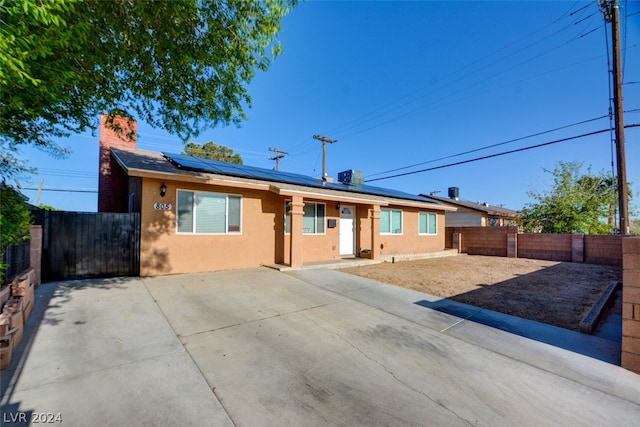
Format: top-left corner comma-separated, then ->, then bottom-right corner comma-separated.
336,202 -> 341,210
160,183 -> 167,198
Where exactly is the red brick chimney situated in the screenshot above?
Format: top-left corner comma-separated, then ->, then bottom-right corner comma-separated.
98,114 -> 137,212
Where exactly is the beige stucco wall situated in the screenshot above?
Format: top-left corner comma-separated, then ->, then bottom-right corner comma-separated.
138,178 -> 447,275
378,206 -> 446,256
282,199 -> 342,264
356,205 -> 373,253
139,178 -> 281,276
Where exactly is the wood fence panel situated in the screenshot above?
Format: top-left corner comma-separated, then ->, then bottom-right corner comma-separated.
43,212 -> 140,280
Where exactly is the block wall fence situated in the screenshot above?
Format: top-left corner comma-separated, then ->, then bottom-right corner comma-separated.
623,237 -> 640,374
446,227 -> 639,374
445,227 -> 623,266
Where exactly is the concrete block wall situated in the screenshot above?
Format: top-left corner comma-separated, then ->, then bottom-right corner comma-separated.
446,227 -> 624,266
622,237 -> 640,374
585,235 -> 623,266
449,226 -> 517,257
517,234 -> 572,262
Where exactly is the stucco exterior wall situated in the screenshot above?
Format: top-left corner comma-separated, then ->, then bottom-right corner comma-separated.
379,206 -> 445,256
139,178 -> 281,276
356,205 -> 373,254
138,178 -> 448,275
282,199 -> 342,264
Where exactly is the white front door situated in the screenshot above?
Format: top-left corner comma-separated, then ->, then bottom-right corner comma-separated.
339,206 -> 355,256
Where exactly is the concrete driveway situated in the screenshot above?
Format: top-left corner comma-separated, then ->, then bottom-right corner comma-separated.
2,268 -> 639,426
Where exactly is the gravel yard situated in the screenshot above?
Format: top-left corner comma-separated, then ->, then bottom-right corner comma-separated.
341,255 -> 622,331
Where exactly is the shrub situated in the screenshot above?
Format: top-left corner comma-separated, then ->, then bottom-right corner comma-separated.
0,182 -> 32,283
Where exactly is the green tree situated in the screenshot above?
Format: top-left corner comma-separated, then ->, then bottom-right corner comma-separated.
519,161 -> 617,234
182,142 -> 243,164
0,182 -> 32,283
0,0 -> 295,177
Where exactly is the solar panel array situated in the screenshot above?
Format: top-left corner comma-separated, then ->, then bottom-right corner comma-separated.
163,152 -> 439,204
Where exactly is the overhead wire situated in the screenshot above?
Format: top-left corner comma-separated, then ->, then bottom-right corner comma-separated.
367,115 -> 609,178
321,3 -> 600,141
366,124 -> 640,183
601,0 -> 618,223
287,1 -> 604,158
284,2 -> 595,159
321,2 -> 594,139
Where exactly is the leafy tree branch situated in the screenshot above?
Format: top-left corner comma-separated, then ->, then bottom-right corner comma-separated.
1,0 -> 296,176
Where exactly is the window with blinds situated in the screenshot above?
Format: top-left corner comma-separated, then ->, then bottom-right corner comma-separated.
177,190 -> 242,234
284,201 -> 326,234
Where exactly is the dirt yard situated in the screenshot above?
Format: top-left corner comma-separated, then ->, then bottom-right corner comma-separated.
341,255 -> 622,331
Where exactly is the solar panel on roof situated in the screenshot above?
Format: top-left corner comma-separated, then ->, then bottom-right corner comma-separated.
162,152 -> 440,204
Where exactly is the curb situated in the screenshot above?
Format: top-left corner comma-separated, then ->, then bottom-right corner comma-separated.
579,280 -> 621,334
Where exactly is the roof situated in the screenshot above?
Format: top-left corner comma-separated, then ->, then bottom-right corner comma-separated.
110,148 -> 456,210
422,194 -> 520,217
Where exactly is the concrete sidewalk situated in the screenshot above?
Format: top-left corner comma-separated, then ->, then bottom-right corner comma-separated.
2,268 -> 639,426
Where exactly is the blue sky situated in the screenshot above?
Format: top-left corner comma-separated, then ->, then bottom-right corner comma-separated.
16,0 -> 640,214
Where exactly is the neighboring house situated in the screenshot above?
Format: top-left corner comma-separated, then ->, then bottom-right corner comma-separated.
421,189 -> 519,227
98,115 -> 456,276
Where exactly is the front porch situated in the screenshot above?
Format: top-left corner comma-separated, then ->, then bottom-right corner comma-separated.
265,249 -> 461,271
264,257 -> 380,271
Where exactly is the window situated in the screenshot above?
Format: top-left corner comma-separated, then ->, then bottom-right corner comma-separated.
380,209 -> 402,234
177,190 -> 241,234
419,212 -> 437,235
284,201 -> 326,234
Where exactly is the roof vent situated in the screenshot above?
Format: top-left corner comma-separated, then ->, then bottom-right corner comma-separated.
448,186 -> 459,200
338,169 -> 364,186
484,202 -> 490,207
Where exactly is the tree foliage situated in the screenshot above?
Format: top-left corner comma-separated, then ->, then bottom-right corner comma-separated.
182,142 -> 243,164
519,161 -> 617,234
0,182 -> 32,281
0,0 -> 295,176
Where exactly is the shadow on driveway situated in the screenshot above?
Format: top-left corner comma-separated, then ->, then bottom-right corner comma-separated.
415,297 -> 621,365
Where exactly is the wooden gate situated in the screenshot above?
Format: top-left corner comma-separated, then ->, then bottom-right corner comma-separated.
42,212 -> 140,280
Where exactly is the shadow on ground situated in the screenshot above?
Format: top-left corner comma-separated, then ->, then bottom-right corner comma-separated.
1,277 -> 133,402
415,290 -> 622,365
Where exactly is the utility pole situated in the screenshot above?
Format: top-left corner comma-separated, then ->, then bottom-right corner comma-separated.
313,135 -> 337,180
268,147 -> 288,171
602,0 -> 629,234
35,179 -> 44,205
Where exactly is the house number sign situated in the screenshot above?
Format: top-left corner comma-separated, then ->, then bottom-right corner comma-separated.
154,203 -> 172,210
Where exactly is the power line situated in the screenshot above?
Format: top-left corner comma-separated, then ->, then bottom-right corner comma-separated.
311,3 -> 601,143
284,3 -> 608,163
21,187 -> 98,193
366,124 -> 639,183
367,114 -> 609,178
313,135 -> 337,179
268,147 -> 288,171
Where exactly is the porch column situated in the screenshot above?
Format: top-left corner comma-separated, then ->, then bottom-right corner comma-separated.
370,205 -> 381,260
289,196 -> 305,268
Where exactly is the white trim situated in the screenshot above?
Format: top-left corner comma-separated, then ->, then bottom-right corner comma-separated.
176,188 -> 243,235
380,208 -> 403,235
418,211 -> 438,236
284,200 -> 327,235
339,205 -> 356,255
